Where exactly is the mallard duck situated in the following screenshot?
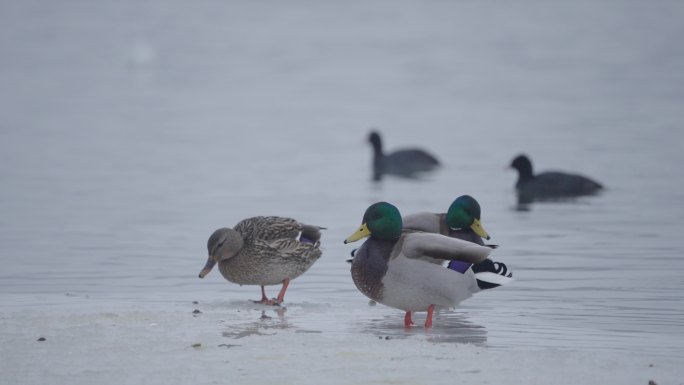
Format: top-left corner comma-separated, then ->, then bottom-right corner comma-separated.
510,154 -> 603,202
344,202 -> 493,328
199,216 -> 323,305
368,130 -> 440,181
403,195 -> 491,244
403,195 -> 512,288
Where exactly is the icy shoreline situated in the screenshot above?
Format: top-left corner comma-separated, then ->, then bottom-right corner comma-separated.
1,300 -> 680,385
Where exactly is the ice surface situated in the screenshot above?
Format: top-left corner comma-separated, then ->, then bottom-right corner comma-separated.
2,300 -> 682,385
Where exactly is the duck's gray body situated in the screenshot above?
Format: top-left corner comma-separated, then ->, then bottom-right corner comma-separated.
350,232 -> 487,312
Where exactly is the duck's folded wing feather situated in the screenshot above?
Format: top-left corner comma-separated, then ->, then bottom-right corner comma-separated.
266,238 -> 322,263
234,216 -> 302,240
402,233 -> 490,264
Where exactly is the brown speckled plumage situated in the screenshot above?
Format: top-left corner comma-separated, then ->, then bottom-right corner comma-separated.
234,216 -> 305,242
205,216 -> 323,287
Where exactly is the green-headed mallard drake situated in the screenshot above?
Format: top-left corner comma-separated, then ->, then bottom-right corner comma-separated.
403,195 -> 512,289
368,130 -> 440,181
344,202 -> 492,328
510,154 -> 604,203
199,216 -> 323,305
403,195 -> 491,244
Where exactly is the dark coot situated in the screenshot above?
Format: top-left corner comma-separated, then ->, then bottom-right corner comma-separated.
510,154 -> 603,202
368,130 -> 440,181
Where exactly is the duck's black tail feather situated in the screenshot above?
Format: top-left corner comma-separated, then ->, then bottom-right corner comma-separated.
472,259 -> 513,290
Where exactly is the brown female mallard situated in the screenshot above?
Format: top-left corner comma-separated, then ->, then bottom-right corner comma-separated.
199,216 -> 323,305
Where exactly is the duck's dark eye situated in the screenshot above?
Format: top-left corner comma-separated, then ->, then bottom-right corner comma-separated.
211,241 -> 225,255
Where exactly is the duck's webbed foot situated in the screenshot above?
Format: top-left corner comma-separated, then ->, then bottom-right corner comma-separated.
252,298 -> 282,306
253,286 -> 283,306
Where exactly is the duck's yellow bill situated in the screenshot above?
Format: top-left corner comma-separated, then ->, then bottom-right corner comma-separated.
344,223 -> 371,244
470,218 -> 491,240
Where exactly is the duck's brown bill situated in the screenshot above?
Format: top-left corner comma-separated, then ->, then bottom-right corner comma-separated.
198,257 -> 216,278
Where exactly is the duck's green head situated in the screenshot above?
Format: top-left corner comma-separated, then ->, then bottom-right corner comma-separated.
344,202 -> 402,243
446,195 -> 491,240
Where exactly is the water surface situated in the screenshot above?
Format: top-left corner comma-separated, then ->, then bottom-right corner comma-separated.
1,0 -> 683,359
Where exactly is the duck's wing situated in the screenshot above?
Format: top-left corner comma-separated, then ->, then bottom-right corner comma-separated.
234,216 -> 303,240
401,233 -> 491,264
269,238 -> 322,257
251,238 -> 322,273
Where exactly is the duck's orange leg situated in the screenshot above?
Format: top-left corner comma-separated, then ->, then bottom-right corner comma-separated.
404,311 -> 414,328
274,278 -> 290,304
424,304 -> 435,328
